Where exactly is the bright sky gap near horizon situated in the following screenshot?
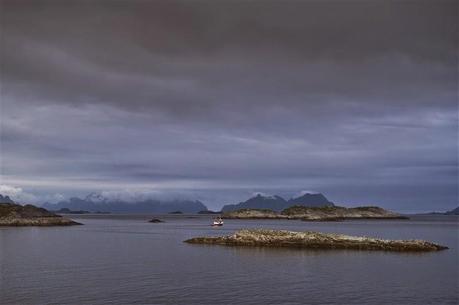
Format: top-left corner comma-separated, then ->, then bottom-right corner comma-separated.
0,0 -> 457,212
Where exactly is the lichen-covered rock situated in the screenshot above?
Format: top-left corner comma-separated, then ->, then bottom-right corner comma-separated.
184,229 -> 447,252
0,203 -> 82,226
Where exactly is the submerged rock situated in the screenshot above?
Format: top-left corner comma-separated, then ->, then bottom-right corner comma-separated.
223,205 -> 408,221
0,203 -> 82,226
184,229 -> 447,252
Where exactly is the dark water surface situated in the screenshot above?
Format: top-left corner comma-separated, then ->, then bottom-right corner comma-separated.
1,214 -> 458,305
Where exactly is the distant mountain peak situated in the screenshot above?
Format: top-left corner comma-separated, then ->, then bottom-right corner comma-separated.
250,193 -> 283,200
221,191 -> 334,212
0,194 -> 15,204
84,192 -> 107,203
288,193 -> 334,207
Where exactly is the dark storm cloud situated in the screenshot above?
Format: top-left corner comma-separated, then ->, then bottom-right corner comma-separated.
0,0 -> 457,211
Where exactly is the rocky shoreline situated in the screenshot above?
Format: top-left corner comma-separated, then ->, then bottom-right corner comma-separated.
184,229 -> 447,252
0,203 -> 82,226
222,205 -> 408,221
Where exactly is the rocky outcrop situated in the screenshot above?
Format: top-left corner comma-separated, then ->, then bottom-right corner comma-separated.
148,218 -> 164,223
169,211 -> 183,214
222,205 -> 407,221
0,203 -> 81,226
184,229 -> 447,252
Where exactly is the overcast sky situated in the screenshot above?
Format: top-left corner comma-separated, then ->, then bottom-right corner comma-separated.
0,0 -> 457,212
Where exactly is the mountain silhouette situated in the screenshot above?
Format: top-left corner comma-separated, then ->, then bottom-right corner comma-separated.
221,193 -> 334,212
42,194 -> 208,214
0,194 -> 15,204
445,206 -> 459,215
287,193 -> 333,207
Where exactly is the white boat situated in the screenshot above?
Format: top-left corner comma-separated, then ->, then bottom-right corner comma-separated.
212,217 -> 224,226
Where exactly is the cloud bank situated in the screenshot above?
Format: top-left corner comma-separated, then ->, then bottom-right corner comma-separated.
0,0 -> 457,212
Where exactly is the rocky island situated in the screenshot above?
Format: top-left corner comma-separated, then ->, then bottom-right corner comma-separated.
148,218 -> 164,223
0,203 -> 82,226
223,205 -> 408,221
223,208 -> 284,219
185,229 -> 447,252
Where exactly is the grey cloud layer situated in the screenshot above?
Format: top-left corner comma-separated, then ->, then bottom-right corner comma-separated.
1,0 -> 457,211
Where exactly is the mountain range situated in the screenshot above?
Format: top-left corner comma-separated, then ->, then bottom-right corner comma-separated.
42,193 -> 208,214
2,191 -> 458,215
221,193 -> 334,212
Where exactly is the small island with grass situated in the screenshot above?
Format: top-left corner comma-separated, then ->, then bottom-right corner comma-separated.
223,205 -> 407,221
0,202 -> 82,226
185,229 -> 447,252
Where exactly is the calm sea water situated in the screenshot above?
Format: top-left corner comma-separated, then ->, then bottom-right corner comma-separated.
0,214 -> 457,305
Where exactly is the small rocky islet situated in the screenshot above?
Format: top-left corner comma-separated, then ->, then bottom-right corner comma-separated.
0,202 -> 81,226
185,229 -> 448,252
148,218 -> 164,223
222,205 -> 408,221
